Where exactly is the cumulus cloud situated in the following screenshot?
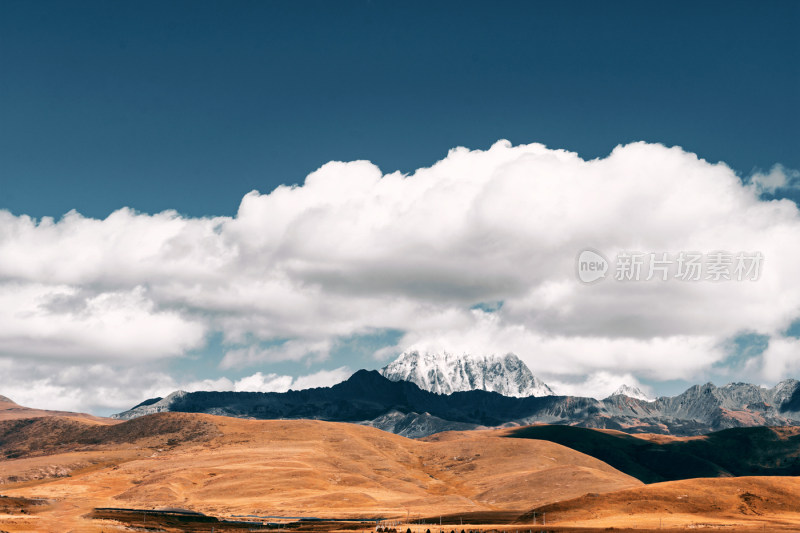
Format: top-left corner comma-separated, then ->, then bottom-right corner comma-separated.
547,371 -> 654,401
750,337 -> 800,382
0,357 -> 351,413
178,367 -> 352,395
230,367 -> 351,393
1,140 -> 799,412
0,284 -> 204,360
749,164 -> 800,194
0,359 -> 180,413
387,309 -> 725,382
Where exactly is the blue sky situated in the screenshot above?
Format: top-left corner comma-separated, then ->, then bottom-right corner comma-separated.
0,1 -> 799,414
2,0 -> 798,219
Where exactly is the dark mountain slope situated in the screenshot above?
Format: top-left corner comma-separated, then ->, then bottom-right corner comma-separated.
508,424 -> 800,483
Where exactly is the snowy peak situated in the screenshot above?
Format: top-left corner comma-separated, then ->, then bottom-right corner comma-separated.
607,384 -> 653,402
380,351 -> 554,398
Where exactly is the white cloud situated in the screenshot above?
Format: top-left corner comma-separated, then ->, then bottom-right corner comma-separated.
384,309 -> 724,381
231,367 -> 351,393
0,284 -> 204,360
230,372 -> 294,393
1,140 -> 799,412
547,371 -> 654,400
748,164 -> 800,194
0,357 -> 351,413
182,376 -> 235,392
752,337 -> 800,382
0,359 -> 181,413
291,367 -> 352,390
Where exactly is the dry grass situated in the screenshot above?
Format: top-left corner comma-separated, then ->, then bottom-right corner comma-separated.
517,476 -> 800,530
2,413 -> 799,532
0,414 -> 640,531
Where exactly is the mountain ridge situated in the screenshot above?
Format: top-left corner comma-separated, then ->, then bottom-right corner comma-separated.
112,370 -> 800,438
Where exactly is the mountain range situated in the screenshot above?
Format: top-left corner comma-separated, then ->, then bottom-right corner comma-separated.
113,369 -> 800,438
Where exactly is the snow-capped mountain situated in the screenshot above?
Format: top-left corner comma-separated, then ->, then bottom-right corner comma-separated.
380,351 -> 554,397
607,384 -> 653,402
111,371 -> 800,437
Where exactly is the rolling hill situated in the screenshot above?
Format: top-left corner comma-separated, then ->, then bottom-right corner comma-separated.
0,413 -> 641,532
517,476 -> 800,530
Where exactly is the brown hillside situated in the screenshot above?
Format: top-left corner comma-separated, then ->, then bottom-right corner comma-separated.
0,414 -> 641,532
517,476 -> 800,530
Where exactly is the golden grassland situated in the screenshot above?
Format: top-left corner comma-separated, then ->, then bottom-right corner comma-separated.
0,410 -> 798,532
